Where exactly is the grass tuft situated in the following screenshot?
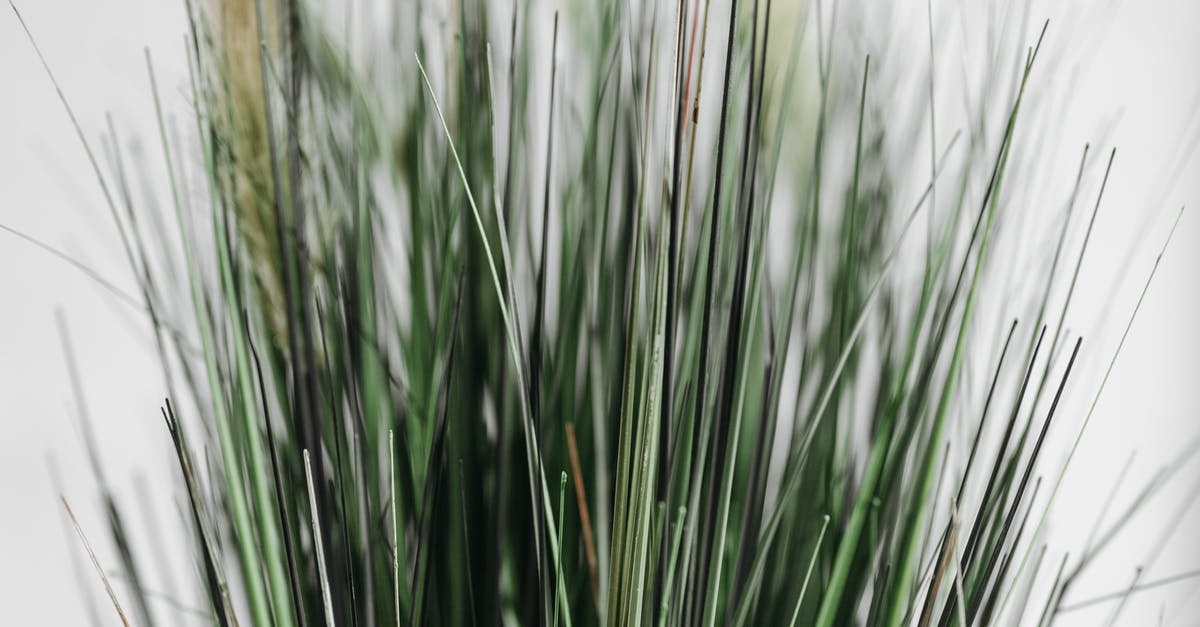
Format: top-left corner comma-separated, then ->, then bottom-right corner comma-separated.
11,0 -> 1195,625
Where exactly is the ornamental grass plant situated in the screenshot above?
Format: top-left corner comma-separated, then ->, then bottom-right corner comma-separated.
8,0 -> 1196,625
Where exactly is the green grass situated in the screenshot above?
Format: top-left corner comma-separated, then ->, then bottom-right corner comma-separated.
9,0 -> 1194,625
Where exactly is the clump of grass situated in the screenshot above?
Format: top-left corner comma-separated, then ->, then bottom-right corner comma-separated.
10,0 -> 1195,625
